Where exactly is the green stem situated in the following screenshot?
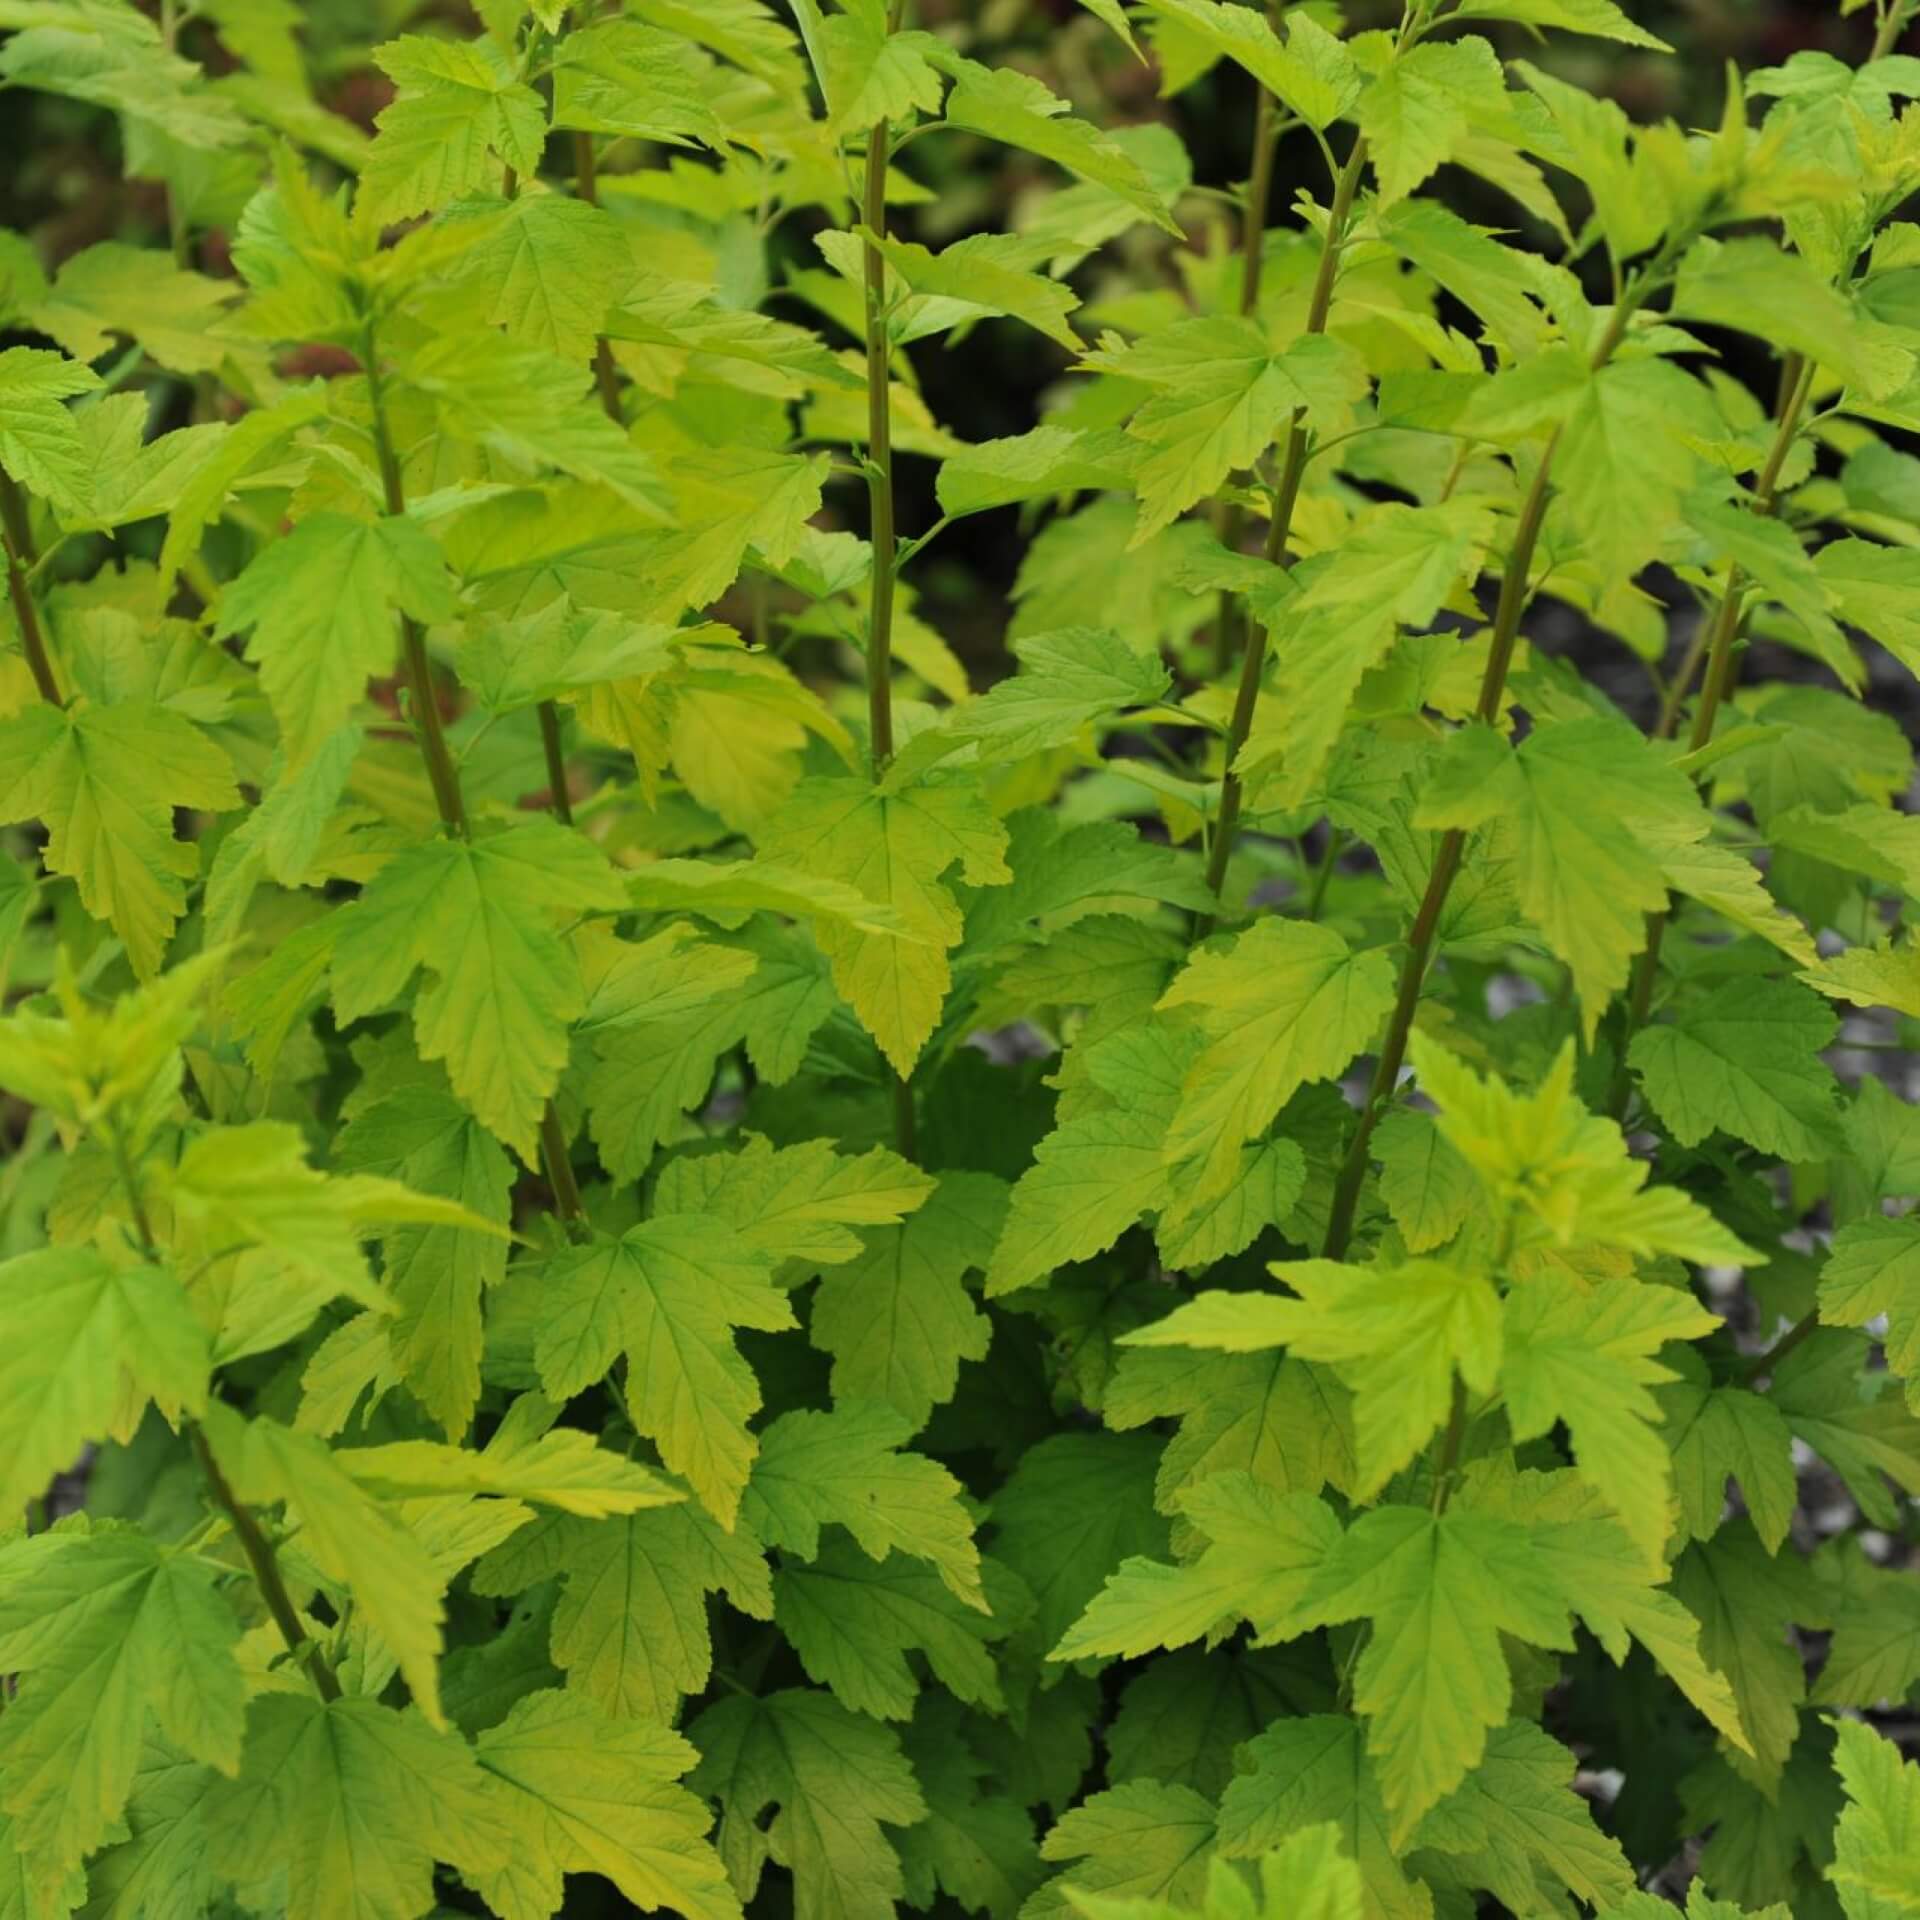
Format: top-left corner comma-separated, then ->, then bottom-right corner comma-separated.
190,1427 -> 342,1703
861,7 -> 917,1163
1198,133 -> 1369,931
364,333 -> 591,1227
1209,82 -> 1283,679
1429,1378 -> 1469,1514
1608,353 -> 1814,1121
538,700 -> 574,827
573,130 -> 625,424
105,1118 -> 342,1703
1303,826 -> 1345,922
861,122 -> 899,772
0,473 -> 61,708
1321,243 -> 1687,1258
1321,439 -> 1559,1258
364,347 -> 469,840
1739,1309 -> 1818,1385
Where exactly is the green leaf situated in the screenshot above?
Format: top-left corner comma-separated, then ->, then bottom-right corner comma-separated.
1373,1108 -> 1475,1255
1157,919 -> 1397,1204
1771,1330 -> 1920,1530
936,57 -> 1181,232
204,1694 -> 505,1920
774,1538 -> 1018,1721
1812,1546 -> 1920,1709
212,513 -> 455,769
335,1396 -> 683,1519
867,229 -> 1082,350
1454,0 -> 1668,47
1216,1716 -> 1427,1920
360,33 -> 547,226
1815,537 -> 1920,679
332,1085 -> 514,1440
27,242 -> 238,378
1291,1504 -> 1575,1841
1083,320 -> 1365,540
934,425 -> 1133,520
1051,1472 -> 1340,1660
818,17 -> 946,132
470,1689 -> 739,1920
896,1696 -> 1046,1920
1629,979 -> 1841,1161
1376,198 -> 1551,357
201,1404 -> 449,1726
1671,1521 -> 1829,1788
444,193 -> 627,364
1239,499 -> 1494,802
1106,1340 -> 1356,1510
1131,0 -> 1360,127
1418,719 -> 1704,1035
1029,1781 -> 1219,1920
0,1527 -> 244,1904
549,17 -> 724,146
0,1249 -> 207,1521
755,770 -> 1009,1076
1829,1719 -> 1920,1920
984,1051 -> 1175,1299
1501,1274 -> 1721,1569
330,818 -> 627,1160
1819,1215 -> 1920,1413
1556,358 -> 1713,581
472,1503 -> 771,1724
948,626 -> 1170,764
652,1132 -> 934,1267
0,698 -> 237,977
1457,1464 -> 1752,1761
0,8 -> 245,149
1129,1261 -> 1501,1501
1801,940 -> 1920,1020
1411,1719 -> 1637,1912
165,1118 -> 502,1346
1357,38 -> 1509,206
1409,1034 -> 1760,1268
527,1217 -> 793,1527
403,328 -> 672,519
743,1401 -> 984,1609
0,344 -> 100,513
1671,236 -> 1907,399
690,1688 -> 928,1920
989,1432 -> 1171,1652
810,1169 -> 1002,1430
1659,1376 -> 1797,1555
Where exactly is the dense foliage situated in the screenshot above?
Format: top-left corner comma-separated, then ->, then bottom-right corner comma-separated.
5,0 -> 1920,1914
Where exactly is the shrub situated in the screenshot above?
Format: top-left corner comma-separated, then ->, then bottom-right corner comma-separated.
3,0 -> 1920,1914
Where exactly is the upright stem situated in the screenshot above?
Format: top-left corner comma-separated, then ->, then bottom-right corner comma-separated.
538,701 -> 575,826
364,334 -> 588,1227
1607,353 -> 1815,1120
1238,85 -> 1279,321
1321,264 -> 1662,1257
861,119 -> 899,772
0,472 -> 61,707
190,1427 -> 342,1703
860,13 -> 917,1163
1210,82 -> 1283,678
364,350 -> 468,840
106,1119 -> 342,1702
1198,135 -> 1369,930
574,130 -> 625,423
